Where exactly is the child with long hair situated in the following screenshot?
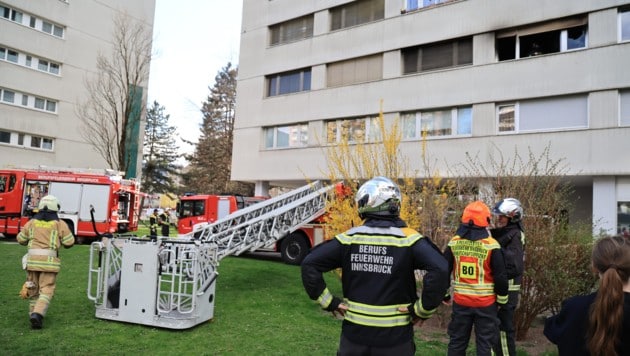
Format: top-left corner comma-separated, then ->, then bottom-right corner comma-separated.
544,235 -> 630,356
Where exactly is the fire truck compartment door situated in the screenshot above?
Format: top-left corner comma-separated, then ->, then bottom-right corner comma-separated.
79,185 -> 110,222
49,182 -> 82,214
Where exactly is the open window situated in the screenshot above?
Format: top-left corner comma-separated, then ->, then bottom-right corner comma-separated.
497,16 -> 587,60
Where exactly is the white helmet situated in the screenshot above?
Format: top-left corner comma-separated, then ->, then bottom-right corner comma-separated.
355,177 -> 401,217
492,198 -> 523,222
38,195 -> 60,212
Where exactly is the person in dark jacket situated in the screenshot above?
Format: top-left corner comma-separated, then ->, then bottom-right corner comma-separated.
301,177 -> 449,356
444,201 -> 509,356
149,209 -> 159,238
159,208 -> 170,237
544,235 -> 630,356
490,198 -> 525,356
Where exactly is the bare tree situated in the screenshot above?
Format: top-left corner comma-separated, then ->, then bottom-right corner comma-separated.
78,13 -> 153,176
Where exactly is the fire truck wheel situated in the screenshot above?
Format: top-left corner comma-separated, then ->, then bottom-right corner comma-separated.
280,233 -> 309,265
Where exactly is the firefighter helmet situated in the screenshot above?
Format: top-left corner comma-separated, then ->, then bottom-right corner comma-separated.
38,195 -> 60,212
355,177 -> 401,217
461,201 -> 491,227
492,198 -> 523,222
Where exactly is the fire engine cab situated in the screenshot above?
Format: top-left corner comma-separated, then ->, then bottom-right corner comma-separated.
0,167 -> 141,242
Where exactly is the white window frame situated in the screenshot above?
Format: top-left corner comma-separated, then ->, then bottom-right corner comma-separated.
0,129 -> 54,151
497,104 -> 518,134
620,9 -> 630,42
264,124 -> 309,149
325,116 -> 381,144
405,0 -> 456,12
497,96 -> 588,133
402,107 -> 472,139
0,87 -> 58,114
1,4 -> 64,38
620,90 -> 630,126
0,46 -> 62,75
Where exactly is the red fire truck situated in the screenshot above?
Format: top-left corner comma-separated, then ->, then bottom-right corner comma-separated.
0,167 -> 141,243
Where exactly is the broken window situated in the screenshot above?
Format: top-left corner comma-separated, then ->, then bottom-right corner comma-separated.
497,16 -> 587,61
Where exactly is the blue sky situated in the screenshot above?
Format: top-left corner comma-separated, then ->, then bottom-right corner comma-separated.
147,1 -> 243,156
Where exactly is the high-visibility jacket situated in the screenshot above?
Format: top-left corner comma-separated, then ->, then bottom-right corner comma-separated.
301,218 -> 449,347
444,224 -> 508,307
17,213 -> 74,273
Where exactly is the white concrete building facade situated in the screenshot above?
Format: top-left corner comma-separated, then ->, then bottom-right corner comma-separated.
234,0 -> 630,235
0,0 -> 155,176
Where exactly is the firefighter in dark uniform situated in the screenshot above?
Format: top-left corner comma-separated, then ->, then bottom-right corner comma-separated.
301,177 -> 449,355
149,209 -> 159,238
17,195 -> 75,329
444,201 -> 508,356
490,198 -> 525,356
159,208 -> 170,237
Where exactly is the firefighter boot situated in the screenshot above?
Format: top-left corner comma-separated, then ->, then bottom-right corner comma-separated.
30,313 -> 43,329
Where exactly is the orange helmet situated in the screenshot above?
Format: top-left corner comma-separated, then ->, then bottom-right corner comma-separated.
461,201 -> 491,227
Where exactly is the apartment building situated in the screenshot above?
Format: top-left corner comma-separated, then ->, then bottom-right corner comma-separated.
234,0 -> 630,234
0,0 -> 155,176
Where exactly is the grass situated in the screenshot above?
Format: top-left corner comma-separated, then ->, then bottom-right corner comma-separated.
0,238 -> 451,355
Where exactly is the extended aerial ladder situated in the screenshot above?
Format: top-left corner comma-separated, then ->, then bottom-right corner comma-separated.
87,181 -> 334,329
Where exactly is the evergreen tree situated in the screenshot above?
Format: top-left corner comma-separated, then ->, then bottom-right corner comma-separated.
142,101 -> 180,194
184,63 -> 253,195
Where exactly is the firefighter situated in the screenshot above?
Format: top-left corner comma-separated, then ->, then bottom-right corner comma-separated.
301,177 -> 449,355
444,201 -> 508,356
490,198 -> 525,356
149,209 -> 159,238
17,195 -> 74,329
159,208 -> 170,237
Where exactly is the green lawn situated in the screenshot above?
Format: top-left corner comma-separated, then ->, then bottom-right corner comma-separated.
0,239 -> 450,355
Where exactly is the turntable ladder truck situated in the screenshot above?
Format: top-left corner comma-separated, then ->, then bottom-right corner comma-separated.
87,181 -> 333,329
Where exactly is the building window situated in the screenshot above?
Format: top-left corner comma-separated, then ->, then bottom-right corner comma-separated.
497,95 -> 588,133
621,90 -> 630,126
264,124 -> 308,149
402,106 -> 472,139
620,9 -> 630,42
330,0 -> 384,31
327,54 -> 383,87
1,5 -> 22,23
1,47 -> 62,75
34,97 -> 45,110
1,4 -> 65,38
0,130 -> 10,144
402,37 -> 473,74
406,0 -> 456,11
7,49 -> 18,63
2,89 -> 15,103
326,116 -> 381,144
0,130 -> 54,151
497,105 -> 516,132
0,87 -> 58,113
266,68 -> 311,97
270,14 -> 314,46
30,136 -> 41,148
497,17 -> 587,60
